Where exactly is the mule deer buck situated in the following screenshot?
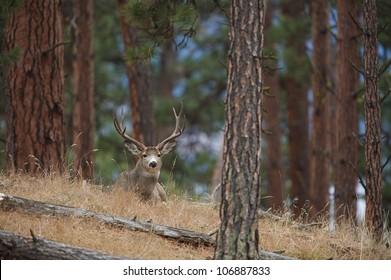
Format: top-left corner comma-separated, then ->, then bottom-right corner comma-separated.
114,103 -> 185,202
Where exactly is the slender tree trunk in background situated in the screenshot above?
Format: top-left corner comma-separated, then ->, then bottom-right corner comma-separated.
160,40 -> 175,99
118,0 -> 155,146
63,0 -> 75,151
214,0 -> 265,260
5,0 -> 65,173
156,40 -> 176,145
309,0 -> 331,217
0,4 -> 12,153
264,0 -> 283,210
334,0 -> 360,217
72,0 -> 95,180
363,0 -> 383,241
281,0 -> 310,216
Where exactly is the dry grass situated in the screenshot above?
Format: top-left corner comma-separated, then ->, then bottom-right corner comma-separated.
0,172 -> 390,259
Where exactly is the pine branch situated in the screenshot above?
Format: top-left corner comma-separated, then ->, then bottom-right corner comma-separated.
349,59 -> 364,76
348,11 -> 363,33
348,161 -> 366,192
378,59 -> 391,77
377,21 -> 389,36
380,89 -> 390,104
382,155 -> 391,172
212,0 -> 229,19
41,41 -> 69,55
352,132 -> 364,147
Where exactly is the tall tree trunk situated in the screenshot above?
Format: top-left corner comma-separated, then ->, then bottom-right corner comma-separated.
5,0 -> 65,173
156,40 -> 176,146
159,39 -> 175,99
72,0 -> 95,180
281,0 -> 311,216
214,0 -> 265,260
363,0 -> 383,240
264,0 -> 283,210
309,0 -> 331,217
334,0 -> 360,217
118,0 -> 155,146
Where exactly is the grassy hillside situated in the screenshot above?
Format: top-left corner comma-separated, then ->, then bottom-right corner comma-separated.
0,173 -> 389,259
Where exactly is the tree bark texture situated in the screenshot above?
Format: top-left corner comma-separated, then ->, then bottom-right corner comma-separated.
309,0 -> 331,217
363,0 -> 383,240
334,0 -> 360,216
72,0 -> 95,180
264,0 -> 284,210
118,0 -> 156,146
5,0 -> 65,173
214,0 -> 265,260
281,0 -> 311,216
0,229 -> 126,260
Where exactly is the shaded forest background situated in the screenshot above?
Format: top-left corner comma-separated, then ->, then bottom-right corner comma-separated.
1,0 -> 391,224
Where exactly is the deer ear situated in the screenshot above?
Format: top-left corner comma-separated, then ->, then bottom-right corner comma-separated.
124,141 -> 143,156
160,141 -> 176,155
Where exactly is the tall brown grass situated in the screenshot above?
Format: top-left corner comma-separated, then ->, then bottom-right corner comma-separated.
0,172 -> 389,259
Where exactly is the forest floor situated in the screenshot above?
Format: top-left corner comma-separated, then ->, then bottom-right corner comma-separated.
0,172 -> 390,260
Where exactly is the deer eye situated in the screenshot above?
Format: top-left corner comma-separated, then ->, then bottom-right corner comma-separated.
143,154 -> 148,158
157,153 -> 162,157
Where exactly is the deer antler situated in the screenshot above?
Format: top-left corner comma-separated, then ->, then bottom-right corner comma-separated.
114,109 -> 146,150
156,102 -> 185,151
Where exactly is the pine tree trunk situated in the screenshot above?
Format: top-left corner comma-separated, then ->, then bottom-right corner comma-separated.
363,0 -> 383,240
309,0 -> 331,217
5,0 -> 65,173
281,0 -> 311,216
72,0 -> 95,180
214,0 -> 265,260
160,39 -> 175,99
264,0 -> 283,210
334,0 -> 360,217
155,40 -> 177,146
118,0 -> 155,146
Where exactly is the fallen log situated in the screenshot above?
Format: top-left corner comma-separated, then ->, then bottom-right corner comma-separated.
0,229 -> 126,260
0,193 -> 295,260
0,193 -> 214,246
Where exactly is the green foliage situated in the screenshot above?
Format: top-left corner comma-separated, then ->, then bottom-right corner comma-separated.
125,44 -> 155,61
123,0 -> 197,62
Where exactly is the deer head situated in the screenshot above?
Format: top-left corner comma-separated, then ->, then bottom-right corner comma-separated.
113,103 -> 185,201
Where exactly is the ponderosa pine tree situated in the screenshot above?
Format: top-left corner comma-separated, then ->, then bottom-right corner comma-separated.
309,0 -> 331,217
118,0 -> 155,146
214,0 -> 265,259
264,0 -> 284,210
281,0 -> 311,216
363,0 -> 383,241
5,0 -> 66,173
334,0 -> 360,217
72,0 -> 95,179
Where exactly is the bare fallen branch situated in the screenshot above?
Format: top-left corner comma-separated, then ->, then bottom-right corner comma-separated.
0,193 -> 214,247
0,229 -> 127,260
0,193 -> 296,260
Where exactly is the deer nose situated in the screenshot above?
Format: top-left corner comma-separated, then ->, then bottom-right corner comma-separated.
149,161 -> 157,168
